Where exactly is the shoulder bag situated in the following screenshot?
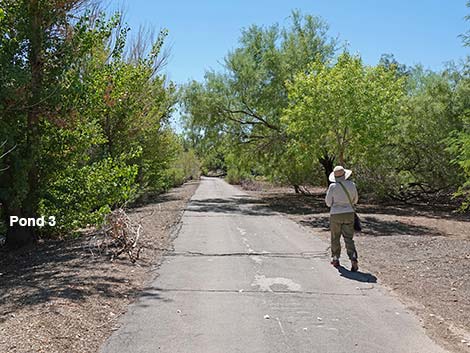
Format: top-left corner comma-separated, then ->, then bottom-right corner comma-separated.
337,182 -> 362,232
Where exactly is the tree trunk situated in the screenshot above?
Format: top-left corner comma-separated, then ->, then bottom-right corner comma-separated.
293,185 -> 301,194
5,0 -> 43,249
25,0 -> 42,241
338,147 -> 345,166
27,0 -> 42,208
4,204 -> 37,249
319,151 -> 335,185
6,226 -> 35,250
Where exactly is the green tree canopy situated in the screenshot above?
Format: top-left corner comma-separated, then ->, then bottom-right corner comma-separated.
283,53 -> 406,187
182,11 -> 337,185
0,1 -> 193,247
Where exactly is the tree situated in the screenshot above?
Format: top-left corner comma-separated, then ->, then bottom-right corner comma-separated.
182,11 -> 337,187
460,0 -> 470,47
390,65 -> 465,201
443,1 -> 470,209
0,1 -> 183,246
283,53 -> 406,186
0,0 -> 94,247
378,53 -> 410,78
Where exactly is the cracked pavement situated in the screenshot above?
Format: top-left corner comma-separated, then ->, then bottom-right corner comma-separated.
100,177 -> 449,353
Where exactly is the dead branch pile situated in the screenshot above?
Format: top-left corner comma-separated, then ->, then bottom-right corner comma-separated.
90,208 -> 143,263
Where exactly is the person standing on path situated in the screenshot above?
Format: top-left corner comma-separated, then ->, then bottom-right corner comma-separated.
325,166 -> 359,272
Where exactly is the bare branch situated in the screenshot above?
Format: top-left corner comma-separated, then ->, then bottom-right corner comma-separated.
0,142 -> 16,160
92,208 -> 144,263
221,107 -> 280,131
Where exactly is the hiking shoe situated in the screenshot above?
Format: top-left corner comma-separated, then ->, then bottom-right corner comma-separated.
351,259 -> 359,272
331,259 -> 340,268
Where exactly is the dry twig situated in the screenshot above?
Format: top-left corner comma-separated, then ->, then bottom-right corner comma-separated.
91,208 -> 145,263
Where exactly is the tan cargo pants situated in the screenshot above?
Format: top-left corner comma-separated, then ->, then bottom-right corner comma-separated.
330,212 -> 357,260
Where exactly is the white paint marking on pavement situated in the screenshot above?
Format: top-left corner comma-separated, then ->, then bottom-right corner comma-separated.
251,274 -> 302,292
241,236 -> 255,254
276,317 -> 286,336
240,236 -> 262,264
237,227 -> 247,236
312,326 -> 339,331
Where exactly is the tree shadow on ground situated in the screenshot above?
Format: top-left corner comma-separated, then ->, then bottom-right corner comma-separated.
187,193 -> 468,236
185,191 -> 450,238
186,194 -> 460,237
0,238 -> 164,323
299,215 -> 444,237
187,197 -> 275,216
186,192 -> 332,217
299,217 -> 330,230
131,193 -> 180,207
255,193 -> 327,215
130,181 -> 200,208
358,203 -> 469,222
132,287 -> 174,308
337,266 -> 378,283
360,216 -> 444,237
254,191 -> 469,222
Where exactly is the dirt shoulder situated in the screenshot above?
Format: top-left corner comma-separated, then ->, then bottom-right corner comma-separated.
239,182 -> 470,353
0,180 -> 199,353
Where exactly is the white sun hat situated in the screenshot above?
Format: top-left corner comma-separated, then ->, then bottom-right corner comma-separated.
328,165 -> 352,183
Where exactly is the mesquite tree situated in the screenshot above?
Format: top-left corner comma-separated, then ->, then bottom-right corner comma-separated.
182,11 -> 337,188
0,1 -> 186,248
283,53 -> 406,187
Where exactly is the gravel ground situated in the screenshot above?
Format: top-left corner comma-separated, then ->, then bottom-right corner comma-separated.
0,180 -> 199,353
239,181 -> 470,353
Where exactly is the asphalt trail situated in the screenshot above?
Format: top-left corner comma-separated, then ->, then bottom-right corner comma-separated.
100,177 -> 448,353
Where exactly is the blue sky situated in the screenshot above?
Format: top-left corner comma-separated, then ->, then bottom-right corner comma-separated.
113,0 -> 469,84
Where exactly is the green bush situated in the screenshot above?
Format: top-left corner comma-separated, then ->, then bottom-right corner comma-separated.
226,167 -> 249,185
39,158 -> 138,235
167,149 -> 201,187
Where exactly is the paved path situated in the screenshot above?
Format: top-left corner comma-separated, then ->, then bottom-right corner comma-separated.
100,177 -> 448,353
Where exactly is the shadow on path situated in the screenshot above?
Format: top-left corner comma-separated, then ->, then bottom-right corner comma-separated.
337,266 -> 378,283
187,197 -> 274,216
300,215 -> 444,237
255,189 -> 468,222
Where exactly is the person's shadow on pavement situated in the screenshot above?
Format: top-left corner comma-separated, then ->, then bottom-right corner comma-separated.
337,266 -> 377,283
